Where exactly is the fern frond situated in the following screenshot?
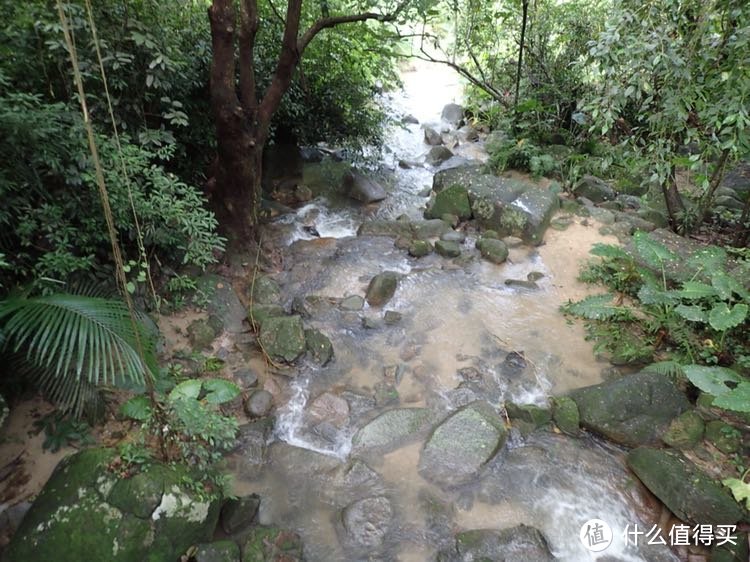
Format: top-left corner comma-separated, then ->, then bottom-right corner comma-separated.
0,294 -> 155,415
642,360 -> 685,379
562,294 -> 631,320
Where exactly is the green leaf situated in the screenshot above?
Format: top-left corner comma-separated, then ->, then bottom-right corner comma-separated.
633,231 -> 676,269
722,477 -> 750,509
120,396 -> 152,421
202,378 -> 240,404
168,379 -> 202,402
711,272 -> 735,301
708,303 -> 748,331
713,382 -> 750,413
642,360 -> 684,378
637,284 -> 678,306
674,304 -> 708,323
590,243 -> 629,260
563,294 -> 630,320
678,281 -> 717,300
683,365 -> 743,396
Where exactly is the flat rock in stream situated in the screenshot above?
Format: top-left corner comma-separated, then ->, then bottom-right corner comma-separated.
419,401 -> 507,488
568,371 -> 690,447
343,170 -> 387,203
437,525 -> 556,562
352,408 -> 431,452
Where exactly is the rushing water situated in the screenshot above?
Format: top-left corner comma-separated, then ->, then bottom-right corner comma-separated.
233,60 -> 679,562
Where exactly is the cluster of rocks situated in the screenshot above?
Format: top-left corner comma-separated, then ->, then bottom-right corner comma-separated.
2,448 -> 304,562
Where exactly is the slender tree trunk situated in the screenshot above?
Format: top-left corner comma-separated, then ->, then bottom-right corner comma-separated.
691,148 -> 731,232
661,166 -> 686,232
734,195 -> 750,247
513,0 -> 529,109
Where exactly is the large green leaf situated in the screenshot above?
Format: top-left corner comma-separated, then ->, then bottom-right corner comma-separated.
708,303 -> 748,331
674,304 -> 708,323
563,294 -> 630,320
203,378 -> 240,405
638,284 -> 679,306
677,281 -> 717,300
168,379 -> 203,402
0,294 -> 155,417
590,243 -> 629,260
713,382 -> 750,413
722,477 -> 750,509
683,365 -> 743,396
633,231 -> 676,269
120,395 -> 152,421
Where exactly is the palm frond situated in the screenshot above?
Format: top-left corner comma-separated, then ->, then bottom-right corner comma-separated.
0,294 -> 156,415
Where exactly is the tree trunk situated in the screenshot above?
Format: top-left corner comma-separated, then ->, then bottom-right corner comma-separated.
661,166 -> 686,232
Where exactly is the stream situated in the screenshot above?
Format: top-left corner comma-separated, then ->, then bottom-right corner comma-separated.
232,61 -> 679,562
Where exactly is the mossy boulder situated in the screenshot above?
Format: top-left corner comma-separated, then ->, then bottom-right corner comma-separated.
419,401 -> 507,488
437,525 -> 555,562
627,447 -> 745,525
258,316 -> 307,363
242,526 -> 303,562
435,239 -> 462,258
432,164 -> 485,193
408,240 -> 432,257
661,410 -> 704,449
552,396 -> 580,435
5,448 -> 221,562
505,402 -> 551,428
304,328 -> 334,366
568,371 -> 690,447
573,174 -> 616,202
250,275 -> 281,305
194,540 -> 241,562
365,271 -> 400,307
248,303 -> 285,330
187,319 -> 217,350
476,238 -> 508,264
704,420 -> 742,454
425,184 -> 472,221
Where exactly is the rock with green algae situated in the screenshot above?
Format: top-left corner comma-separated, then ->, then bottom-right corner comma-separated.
365,271 -> 400,307
242,526 -> 303,562
435,239 -> 462,258
352,408 -> 431,452
476,238 -> 508,264
247,303 -> 285,330
418,401 -> 507,488
505,402 -> 551,428
408,239 -> 432,257
437,525 -> 555,561
425,184 -> 472,221
661,410 -> 704,449
258,315 -> 306,363
304,328 -> 334,365
704,420 -> 742,454
194,540 -> 241,562
627,447 -> 745,526
4,448 -> 220,562
250,275 -> 281,305
551,396 -> 580,436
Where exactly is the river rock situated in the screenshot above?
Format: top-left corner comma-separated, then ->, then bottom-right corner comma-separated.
340,295 -> 365,311
441,103 -> 465,127
233,368 -> 258,390
573,174 -> 616,202
435,239 -> 461,258
220,494 -> 260,534
307,392 -> 350,429
505,402 -> 551,428
352,408 -> 431,452
408,240 -> 432,257
551,396 -> 580,435
661,410 -> 704,449
505,188 -> 560,245
432,164 -> 486,193
194,540 -> 240,562
568,371 -> 690,447
425,185 -> 472,220
426,146 -> 454,166
476,238 -> 508,264
402,114 -> 419,125
704,420 -> 741,454
365,271 -> 400,307
248,303 -> 284,330
412,219 -> 453,239
627,447 -> 745,525
4,448 -> 220,562
419,401 -> 507,488
424,126 -> 443,146
304,328 -> 334,365
341,496 -> 392,548
258,315 -> 306,363
437,526 -> 555,562
343,170 -> 387,203
357,219 -> 412,238
242,527 -> 303,561
232,418 -> 273,477
187,319 -> 216,350
245,389 -> 273,418
250,275 -> 281,305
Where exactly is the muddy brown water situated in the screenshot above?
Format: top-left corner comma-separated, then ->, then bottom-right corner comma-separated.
231,60 -> 679,561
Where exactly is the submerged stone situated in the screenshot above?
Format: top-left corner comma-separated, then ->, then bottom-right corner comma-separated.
419,401 -> 507,488
242,526 -> 303,561
365,271 -> 400,307
352,408 -> 431,452
437,525 -> 555,562
304,328 -> 334,365
341,496 -> 392,548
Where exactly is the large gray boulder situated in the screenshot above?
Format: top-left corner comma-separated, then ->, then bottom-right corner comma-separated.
573,174 -> 616,202
426,146 -> 454,166
437,526 -> 556,562
504,188 -> 560,245
352,408 -> 431,452
4,449 -> 220,562
432,164 -> 486,193
568,371 -> 690,447
419,401 -> 507,488
196,274 -> 248,334
424,126 -> 443,146
342,170 -> 387,203
441,103 -> 465,127
628,447 -> 745,525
